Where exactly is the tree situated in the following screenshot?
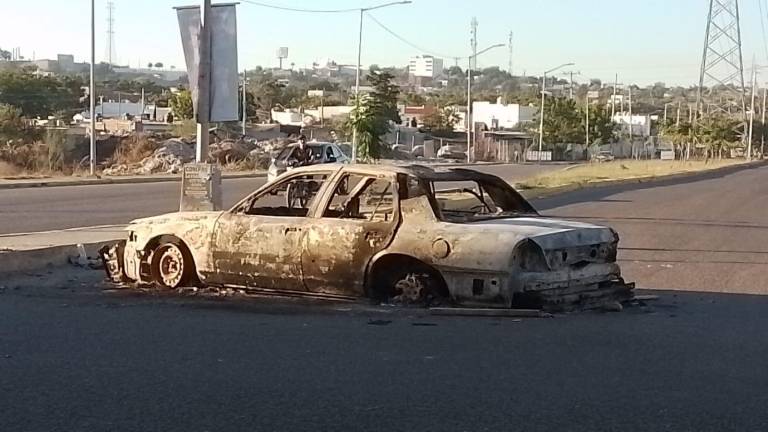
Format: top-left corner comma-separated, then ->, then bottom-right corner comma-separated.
154,62 -> 164,69
698,114 -> 741,160
0,104 -> 26,143
581,104 -> 616,146
147,62 -> 153,69
0,48 -> 10,61
347,94 -> 382,160
0,71 -> 84,118
169,90 -> 193,120
447,65 -> 464,77
367,70 -> 401,124
423,106 -> 460,136
539,97 -> 584,147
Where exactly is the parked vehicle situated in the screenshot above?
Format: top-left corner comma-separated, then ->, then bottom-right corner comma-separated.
591,151 -> 615,163
267,142 -> 348,183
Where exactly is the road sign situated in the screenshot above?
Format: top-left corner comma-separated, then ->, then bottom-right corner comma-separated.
176,3 -> 239,122
180,163 -> 222,211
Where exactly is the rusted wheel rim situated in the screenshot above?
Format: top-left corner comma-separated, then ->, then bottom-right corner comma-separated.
158,245 -> 184,287
394,274 -> 425,303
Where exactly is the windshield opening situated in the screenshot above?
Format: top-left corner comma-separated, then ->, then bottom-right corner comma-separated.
430,179 -> 537,223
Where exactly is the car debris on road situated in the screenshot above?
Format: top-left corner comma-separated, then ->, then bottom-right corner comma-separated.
100,164 -> 635,312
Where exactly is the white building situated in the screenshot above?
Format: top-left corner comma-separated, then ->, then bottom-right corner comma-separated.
471,100 -> 537,130
409,55 -> 444,78
613,113 -> 653,137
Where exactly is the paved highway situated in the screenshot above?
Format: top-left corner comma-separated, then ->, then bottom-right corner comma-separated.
1,163 -> 768,431
536,163 -> 768,294
0,164 -> 553,234
1,272 -> 767,432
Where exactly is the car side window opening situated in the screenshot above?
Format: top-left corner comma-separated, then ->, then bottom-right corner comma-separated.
242,174 -> 329,217
324,175 -> 396,222
325,146 -> 335,161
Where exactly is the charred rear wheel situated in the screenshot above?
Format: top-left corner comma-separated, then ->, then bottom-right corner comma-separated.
150,241 -> 194,289
372,261 -> 449,307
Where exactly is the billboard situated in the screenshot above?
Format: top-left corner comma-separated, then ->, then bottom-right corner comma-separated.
176,3 -> 239,122
276,47 -> 289,59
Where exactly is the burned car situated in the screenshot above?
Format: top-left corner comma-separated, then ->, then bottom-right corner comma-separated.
102,164 -> 634,311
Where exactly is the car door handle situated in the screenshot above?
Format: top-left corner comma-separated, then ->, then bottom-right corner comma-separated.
284,227 -> 301,235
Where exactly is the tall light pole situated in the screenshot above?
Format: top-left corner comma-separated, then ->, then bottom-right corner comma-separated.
466,43 -> 504,162
351,0 -> 412,164
537,62 -> 574,163
89,0 -> 96,176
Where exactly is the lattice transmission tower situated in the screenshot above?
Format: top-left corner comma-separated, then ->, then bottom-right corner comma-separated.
697,0 -> 747,122
106,1 -> 117,65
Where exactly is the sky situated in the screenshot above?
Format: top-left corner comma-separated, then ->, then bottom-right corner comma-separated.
2,0 -> 768,86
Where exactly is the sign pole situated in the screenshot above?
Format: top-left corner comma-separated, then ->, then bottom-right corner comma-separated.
196,0 -> 211,163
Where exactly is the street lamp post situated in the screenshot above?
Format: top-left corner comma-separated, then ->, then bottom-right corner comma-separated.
351,0 -> 412,164
537,62 -> 574,163
466,43 -> 504,162
89,0 -> 96,176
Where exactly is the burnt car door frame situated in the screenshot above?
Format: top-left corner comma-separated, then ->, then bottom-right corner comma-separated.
208,168 -> 339,291
300,168 -> 400,296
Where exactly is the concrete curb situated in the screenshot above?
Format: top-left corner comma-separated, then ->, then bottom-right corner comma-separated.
0,172 -> 267,190
519,160 -> 767,200
0,241 -> 112,276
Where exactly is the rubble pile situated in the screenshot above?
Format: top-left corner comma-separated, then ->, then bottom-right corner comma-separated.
102,136 -> 293,176
103,138 -> 195,176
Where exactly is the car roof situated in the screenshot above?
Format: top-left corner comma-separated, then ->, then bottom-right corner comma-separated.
286,142 -> 333,148
285,163 -> 504,182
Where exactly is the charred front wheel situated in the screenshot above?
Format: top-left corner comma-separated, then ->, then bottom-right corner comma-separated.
150,241 -> 195,289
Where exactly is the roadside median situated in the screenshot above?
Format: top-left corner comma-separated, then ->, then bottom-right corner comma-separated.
0,225 -> 124,275
0,171 -> 266,190
517,159 -> 766,199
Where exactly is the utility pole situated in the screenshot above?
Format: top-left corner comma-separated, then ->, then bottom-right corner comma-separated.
611,73 -> 618,117
748,63 -> 757,160
676,101 -> 681,127
762,86 -> 767,157
562,70 -> 581,99
585,95 -> 590,148
628,86 -> 633,159
242,69 -> 247,136
89,0 -> 96,176
467,57 -> 472,163
470,17 -> 478,71
140,87 -> 145,120
507,31 -> 513,76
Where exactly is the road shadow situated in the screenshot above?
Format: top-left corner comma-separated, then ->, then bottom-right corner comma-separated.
532,162 -> 766,210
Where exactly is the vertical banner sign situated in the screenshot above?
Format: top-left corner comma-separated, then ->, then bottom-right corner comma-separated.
176,3 -> 239,122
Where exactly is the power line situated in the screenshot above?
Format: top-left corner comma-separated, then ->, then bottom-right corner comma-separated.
240,0 -> 358,13
365,13 -> 463,60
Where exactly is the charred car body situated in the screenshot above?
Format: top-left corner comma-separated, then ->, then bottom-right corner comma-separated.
102,164 -> 634,311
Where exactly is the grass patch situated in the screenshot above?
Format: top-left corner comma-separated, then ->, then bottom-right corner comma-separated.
518,159 -> 747,189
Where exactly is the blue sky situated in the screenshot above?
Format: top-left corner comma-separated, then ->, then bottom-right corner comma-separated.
2,0 -> 768,85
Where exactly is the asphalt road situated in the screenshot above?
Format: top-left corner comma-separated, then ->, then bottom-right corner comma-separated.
1,272 -> 767,432
2,164 -> 768,431
0,164 -> 553,234
536,163 -> 768,294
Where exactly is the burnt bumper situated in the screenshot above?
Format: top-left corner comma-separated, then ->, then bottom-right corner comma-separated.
98,240 -> 129,283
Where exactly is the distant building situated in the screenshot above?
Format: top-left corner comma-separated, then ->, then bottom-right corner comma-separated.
613,113 -> 653,137
472,100 -> 537,131
0,53 -> 88,75
409,55 -> 444,78
76,102 -> 173,122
